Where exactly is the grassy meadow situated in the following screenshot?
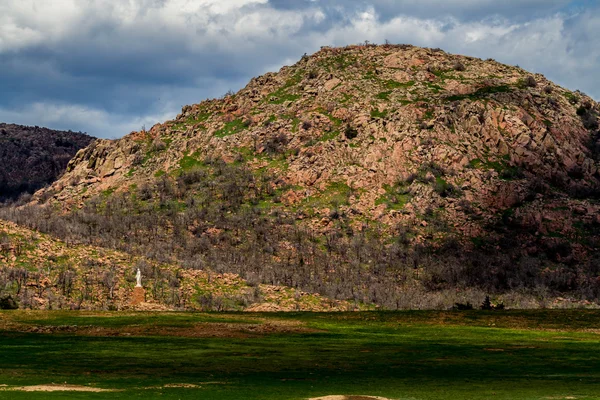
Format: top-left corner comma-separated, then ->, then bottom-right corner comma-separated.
0,310 -> 599,399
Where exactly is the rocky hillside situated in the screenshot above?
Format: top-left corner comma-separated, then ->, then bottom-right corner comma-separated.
0,220 -> 358,311
0,124 -> 94,202
5,44 -> 600,308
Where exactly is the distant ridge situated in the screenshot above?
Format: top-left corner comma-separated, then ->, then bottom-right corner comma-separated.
0,123 -> 94,201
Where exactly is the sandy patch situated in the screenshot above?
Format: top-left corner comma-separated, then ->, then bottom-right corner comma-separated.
143,381 -> 228,389
7,384 -> 117,392
163,383 -> 200,388
545,397 -> 579,400
143,384 -> 200,390
310,396 -> 391,400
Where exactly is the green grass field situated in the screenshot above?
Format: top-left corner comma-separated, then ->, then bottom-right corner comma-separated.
1,310 -> 600,399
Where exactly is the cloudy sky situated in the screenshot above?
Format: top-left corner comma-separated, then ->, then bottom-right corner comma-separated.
1,0 -> 598,138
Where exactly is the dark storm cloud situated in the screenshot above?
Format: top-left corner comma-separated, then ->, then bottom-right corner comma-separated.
0,0 -> 597,137
268,0 -> 573,22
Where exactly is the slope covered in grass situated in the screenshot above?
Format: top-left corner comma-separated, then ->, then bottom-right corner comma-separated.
0,310 -> 600,399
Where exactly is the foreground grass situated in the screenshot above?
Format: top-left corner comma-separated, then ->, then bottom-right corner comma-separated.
0,310 -> 599,399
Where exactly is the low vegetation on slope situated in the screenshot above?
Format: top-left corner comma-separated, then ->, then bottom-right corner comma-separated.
2,44 -> 599,309
0,220 -> 358,311
0,124 -> 94,201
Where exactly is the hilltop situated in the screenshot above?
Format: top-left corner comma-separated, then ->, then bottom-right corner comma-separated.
0,123 -> 94,202
3,44 -> 599,309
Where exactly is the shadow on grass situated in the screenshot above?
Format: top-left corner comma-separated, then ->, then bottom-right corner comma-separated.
1,310 -> 600,399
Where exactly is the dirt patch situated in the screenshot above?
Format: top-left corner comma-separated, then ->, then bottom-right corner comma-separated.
143,383 -> 201,389
132,302 -> 174,312
12,320 -> 317,339
310,396 -> 391,400
163,383 -> 200,388
6,384 -> 117,392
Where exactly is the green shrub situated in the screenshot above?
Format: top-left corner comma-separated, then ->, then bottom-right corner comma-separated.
453,302 -> 474,310
453,61 -> 466,71
344,126 -> 359,140
445,85 -> 512,102
524,75 -> 537,88
370,109 -> 388,119
0,295 -> 18,310
214,119 -> 250,137
376,91 -> 391,100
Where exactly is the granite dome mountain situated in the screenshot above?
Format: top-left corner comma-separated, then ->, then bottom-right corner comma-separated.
3,44 -> 600,309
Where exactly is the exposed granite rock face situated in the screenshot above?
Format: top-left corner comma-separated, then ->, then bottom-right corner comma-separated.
34,44 -> 600,246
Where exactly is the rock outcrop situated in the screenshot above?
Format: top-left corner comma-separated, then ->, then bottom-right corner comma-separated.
36,45 -> 599,242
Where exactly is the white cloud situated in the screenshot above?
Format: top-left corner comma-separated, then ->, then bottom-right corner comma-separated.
0,102 -> 171,139
0,0 -> 85,51
0,0 -> 597,138
196,0 -> 268,14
